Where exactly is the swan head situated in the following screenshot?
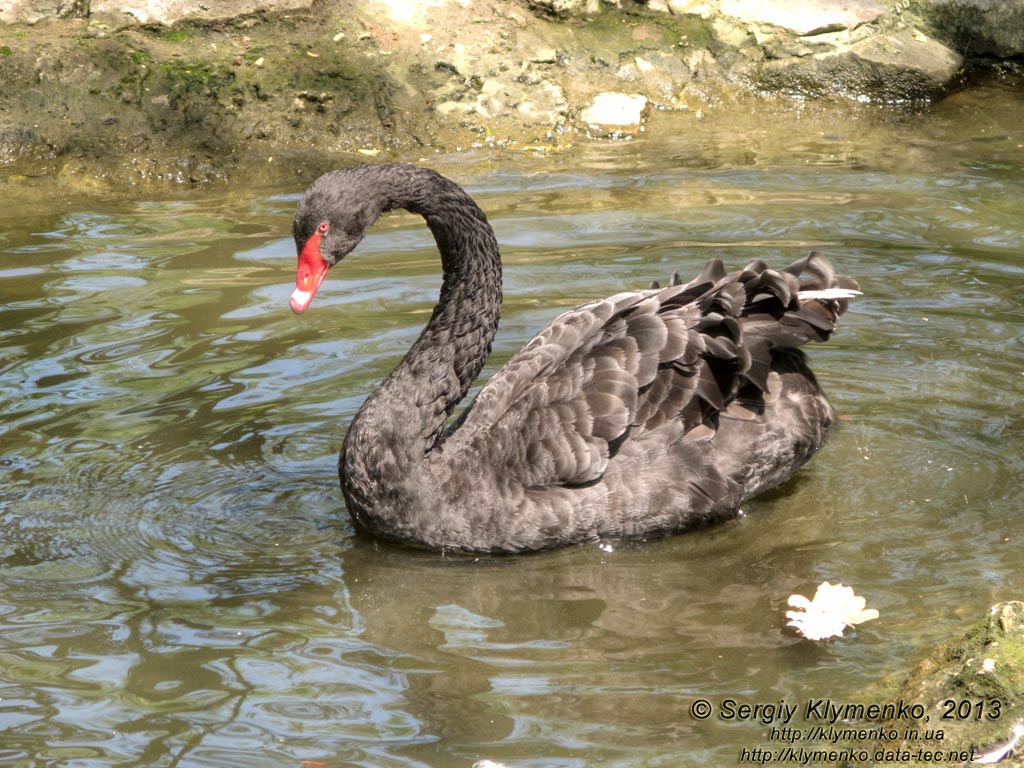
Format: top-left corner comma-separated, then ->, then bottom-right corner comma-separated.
289,167 -> 390,313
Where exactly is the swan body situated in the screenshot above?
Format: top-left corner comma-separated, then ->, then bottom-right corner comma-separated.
288,163 -> 859,553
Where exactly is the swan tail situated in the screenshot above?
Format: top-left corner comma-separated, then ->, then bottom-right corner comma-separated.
732,251 -> 860,347
634,252 -> 856,434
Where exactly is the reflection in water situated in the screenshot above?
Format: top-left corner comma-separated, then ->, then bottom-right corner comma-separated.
1,79 -> 1023,766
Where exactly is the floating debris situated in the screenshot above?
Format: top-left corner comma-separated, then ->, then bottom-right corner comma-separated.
786,582 -> 879,640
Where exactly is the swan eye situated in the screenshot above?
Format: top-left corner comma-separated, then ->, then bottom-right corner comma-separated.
317,221 -> 330,234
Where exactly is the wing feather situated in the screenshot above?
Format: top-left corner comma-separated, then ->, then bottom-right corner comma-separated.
444,254 -> 857,491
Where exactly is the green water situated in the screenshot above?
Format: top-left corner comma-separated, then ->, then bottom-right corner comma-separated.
1,79 -> 1023,767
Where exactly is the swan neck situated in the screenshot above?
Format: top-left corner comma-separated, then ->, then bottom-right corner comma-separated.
341,167 -> 502,511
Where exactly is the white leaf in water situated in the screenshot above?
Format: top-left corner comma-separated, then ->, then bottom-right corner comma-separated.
973,722 -> 1024,764
785,582 -> 879,640
474,762 -> 511,768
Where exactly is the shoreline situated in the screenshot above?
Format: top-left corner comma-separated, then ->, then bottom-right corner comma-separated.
0,0 -> 1020,189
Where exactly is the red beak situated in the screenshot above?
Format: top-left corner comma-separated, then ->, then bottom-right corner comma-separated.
290,232 -> 329,314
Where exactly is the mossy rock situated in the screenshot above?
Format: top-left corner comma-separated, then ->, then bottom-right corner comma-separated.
865,601 -> 1024,767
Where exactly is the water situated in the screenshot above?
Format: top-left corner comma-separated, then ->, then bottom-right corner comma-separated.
2,78 -> 1023,767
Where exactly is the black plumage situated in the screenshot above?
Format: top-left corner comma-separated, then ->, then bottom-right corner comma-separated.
288,164 -> 860,553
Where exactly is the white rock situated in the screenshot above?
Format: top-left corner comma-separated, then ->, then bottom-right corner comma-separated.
580,92 -> 648,128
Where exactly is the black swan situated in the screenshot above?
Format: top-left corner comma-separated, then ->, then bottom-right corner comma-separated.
288,163 -> 859,553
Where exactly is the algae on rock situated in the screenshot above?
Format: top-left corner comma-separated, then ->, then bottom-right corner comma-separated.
863,601 -> 1024,767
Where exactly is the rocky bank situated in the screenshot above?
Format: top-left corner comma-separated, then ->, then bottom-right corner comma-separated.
861,601 -> 1024,768
0,0 -> 1022,186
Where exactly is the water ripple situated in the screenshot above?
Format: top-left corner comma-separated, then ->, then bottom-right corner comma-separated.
2,94 -> 1024,766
